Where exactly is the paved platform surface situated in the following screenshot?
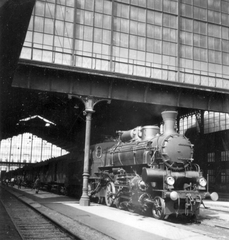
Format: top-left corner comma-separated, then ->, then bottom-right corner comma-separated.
2,184 -> 229,240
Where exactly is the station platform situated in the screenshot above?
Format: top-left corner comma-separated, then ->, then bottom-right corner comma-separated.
2,184 -> 229,240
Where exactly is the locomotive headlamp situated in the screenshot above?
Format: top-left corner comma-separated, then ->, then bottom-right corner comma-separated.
170,191 -> 179,201
165,176 -> 175,186
198,177 -> 207,187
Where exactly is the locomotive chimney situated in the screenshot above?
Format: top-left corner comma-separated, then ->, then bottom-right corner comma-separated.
161,111 -> 177,135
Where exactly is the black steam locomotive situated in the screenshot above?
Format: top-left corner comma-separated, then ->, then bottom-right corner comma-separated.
89,111 -> 218,219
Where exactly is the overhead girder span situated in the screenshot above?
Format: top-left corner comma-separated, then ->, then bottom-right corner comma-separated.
13,61 -> 229,113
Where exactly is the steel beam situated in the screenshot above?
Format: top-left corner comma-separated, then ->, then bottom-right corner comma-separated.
13,61 -> 229,113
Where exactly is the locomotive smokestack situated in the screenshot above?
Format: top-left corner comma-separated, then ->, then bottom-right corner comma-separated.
161,111 -> 177,135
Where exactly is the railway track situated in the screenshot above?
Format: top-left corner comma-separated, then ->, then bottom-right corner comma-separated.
0,187 -> 77,240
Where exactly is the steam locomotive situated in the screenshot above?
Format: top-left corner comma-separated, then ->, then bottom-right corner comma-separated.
89,111 -> 218,219
3,110 -> 218,220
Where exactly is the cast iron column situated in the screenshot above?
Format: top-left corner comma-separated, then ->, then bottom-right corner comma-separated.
79,97 -> 94,206
76,96 -> 110,206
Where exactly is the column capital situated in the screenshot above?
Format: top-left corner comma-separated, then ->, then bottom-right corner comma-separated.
69,94 -> 111,113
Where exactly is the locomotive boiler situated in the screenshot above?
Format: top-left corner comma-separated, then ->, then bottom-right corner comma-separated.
90,111 -> 218,220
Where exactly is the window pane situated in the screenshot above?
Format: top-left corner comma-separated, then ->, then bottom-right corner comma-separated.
103,15 -> 111,29
34,16 -> 44,32
84,26 -> 93,41
130,6 -> 138,21
95,13 -> 103,27
95,0 -> 103,13
154,12 -> 162,25
44,18 -> 54,34
130,21 -> 137,35
94,28 -> 102,42
130,35 -> 137,49
181,3 -> 193,18
35,1 -> 45,16
121,19 -> 129,33
138,22 -> 145,36
138,36 -> 145,51
45,3 -> 55,18
85,11 -> 93,26
56,5 -> 65,20
103,30 -> 111,44
55,20 -> 64,35
44,34 -> 53,46
66,7 -> 74,22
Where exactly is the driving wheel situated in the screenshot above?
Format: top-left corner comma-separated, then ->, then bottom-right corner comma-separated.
152,196 -> 165,220
105,182 -> 116,207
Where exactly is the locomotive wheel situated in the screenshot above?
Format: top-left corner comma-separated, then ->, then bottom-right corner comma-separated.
152,196 -> 165,220
105,182 -> 116,207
